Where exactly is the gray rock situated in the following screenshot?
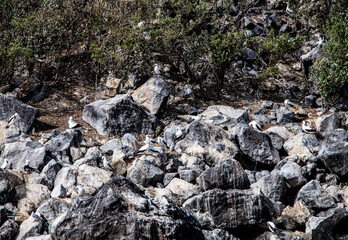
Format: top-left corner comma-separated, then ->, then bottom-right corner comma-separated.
178,169 -> 199,183
40,160 -> 62,190
295,180 -> 336,210
0,219 -> 18,240
54,166 -> 78,193
276,107 -> 295,124
244,48 -> 256,61
85,147 -> 102,160
200,105 -> 249,129
266,131 -> 284,151
121,133 -> 140,150
306,208 -> 348,239
44,130 -> 82,164
316,113 -> 341,137
1,141 -> 45,172
0,94 -> 38,133
16,184 -> 51,213
163,124 -> 186,151
318,129 -> 348,179
305,95 -> 317,107
283,133 -> 318,160
281,201 -> 311,230
300,43 -> 324,77
16,214 -> 43,240
127,156 -> 164,187
264,126 -> 294,141
183,188 -> 274,229
76,164 -> 112,192
251,108 -> 270,124
82,94 -> 157,136
197,159 -> 250,190
202,229 -> 238,240
36,198 -> 70,227
165,178 -> 201,202
51,184 -> 67,198
175,121 -> 240,166
26,235 -> 52,240
236,123 -> 280,167
100,139 -> 118,155
52,176 -> 204,239
277,161 -> 306,188
163,173 -> 178,187
0,171 -> 16,204
250,172 -> 287,203
131,76 -> 171,115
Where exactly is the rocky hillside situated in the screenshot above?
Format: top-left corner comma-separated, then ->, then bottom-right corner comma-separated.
0,0 -> 348,239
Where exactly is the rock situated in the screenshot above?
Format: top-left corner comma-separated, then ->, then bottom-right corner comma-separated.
250,172 -> 287,203
16,183 -> 51,214
44,130 -> 82,164
276,161 -> 307,188
318,129 -> 348,179
251,108 -> 270,124
165,178 -> 201,200
295,180 -> 336,210
51,184 -> 67,198
264,126 -> 294,141
305,95 -> 317,107
18,74 -> 46,103
1,141 -> 46,172
236,123 -> 280,167
200,105 -> 249,129
175,121 -> 240,166
0,172 -> 16,204
178,169 -> 199,184
0,94 -> 38,133
276,107 -> 295,124
52,176 -> 204,239
100,139 -> 118,155
265,131 -> 284,152
244,48 -> 256,61
283,133 -> 319,160
163,124 -> 186,151
202,229 -> 239,240
316,113 -> 341,137
197,159 -> 250,190
131,76 -> 171,115
77,164 -> 112,192
281,201 -> 311,230
306,208 -> 348,239
300,43 -> 324,77
36,198 -> 70,226
54,166 -> 78,194
183,188 -> 274,229
40,160 -> 62,190
0,219 -> 18,240
105,76 -> 121,96
179,154 -> 205,173
82,94 -> 157,136
16,214 -> 43,240
26,235 -> 52,240
127,156 -> 164,187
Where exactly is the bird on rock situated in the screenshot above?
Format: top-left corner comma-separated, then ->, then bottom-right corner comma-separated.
302,120 -> 316,134
24,159 -> 39,173
183,84 -> 192,98
284,99 -> 297,109
154,64 -> 161,75
6,113 -> 21,129
249,120 -> 262,131
102,156 -> 113,171
267,221 -> 278,233
286,2 -> 293,14
1,159 -> 8,170
68,116 -> 81,130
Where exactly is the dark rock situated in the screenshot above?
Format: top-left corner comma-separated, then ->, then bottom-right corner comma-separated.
163,173 -> 178,187
279,24 -> 292,33
197,159 -> 250,190
316,113 -> 341,137
276,107 -> 295,124
100,139 -> 118,155
276,161 -> 306,188
318,129 -> 348,179
40,160 -> 62,190
37,198 -> 70,227
305,95 -> 317,107
183,188 -> 274,229
82,94 -> 157,137
18,74 -> 46,103
266,131 -> 284,152
52,176 -> 204,239
300,43 -> 325,77
251,173 -> 287,203
0,94 -> 38,133
236,123 -> 280,167
202,229 -> 239,240
244,48 -> 257,61
0,219 -> 18,240
295,180 -> 336,210
131,76 -> 171,115
178,169 -> 199,184
0,172 -> 16,204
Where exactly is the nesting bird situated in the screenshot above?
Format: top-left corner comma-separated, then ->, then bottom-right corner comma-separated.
284,99 -> 297,109
24,159 -> 39,173
154,64 -> 161,75
68,116 -> 81,130
267,221 -> 278,233
1,159 -> 8,170
6,113 -> 21,129
286,2 -> 293,14
302,120 -> 316,134
183,84 -> 192,98
249,120 -> 262,131
138,136 -> 159,153
102,156 -> 113,171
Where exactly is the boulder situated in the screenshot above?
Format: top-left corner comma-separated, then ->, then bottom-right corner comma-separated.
16,184 -> 51,213
202,229 -> 239,240
1,141 -> 46,172
276,107 -> 295,124
0,171 -> 16,204
52,177 -> 204,239
16,214 -> 43,240
196,159 -> 250,190
283,133 -> 318,160
178,169 -> 199,184
318,129 -> 348,179
295,180 -> 336,210
40,160 -> 62,190
175,121 -> 240,166
36,198 -> 70,226
236,123 -> 280,167
82,94 -> 157,136
165,178 -> 201,200
54,166 -> 78,194
77,164 -> 112,192
0,94 -> 38,133
183,188 -> 274,229
276,161 -> 307,188
131,76 -> 171,115
0,219 -> 18,240
200,105 -> 249,129
281,201 -> 311,230
316,113 -> 341,137
264,126 -> 294,141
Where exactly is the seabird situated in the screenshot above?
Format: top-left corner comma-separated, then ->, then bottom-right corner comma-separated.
157,136 -> 168,148
102,156 -> 113,171
249,120 -> 262,131
284,99 -> 297,109
143,31 -> 151,41
74,186 -> 86,196
31,212 -> 43,223
68,116 -> 81,130
175,128 -> 183,139
302,120 -> 316,134
24,159 -> 39,173
191,115 -> 202,122
154,64 -> 161,75
146,134 -> 156,143
286,2 -> 293,14
1,159 -> 8,170
6,113 -> 21,129
267,221 -> 277,233
137,21 -> 145,29
183,85 -> 192,98
138,138 -> 159,153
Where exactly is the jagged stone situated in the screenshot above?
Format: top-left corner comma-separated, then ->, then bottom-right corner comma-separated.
54,166 -> 78,194
197,159 -> 250,190
276,107 -> 295,124
36,198 -> 70,227
202,229 -> 239,240
0,171 -> 16,204
178,169 -> 199,184
52,177 -> 204,239
131,76 -> 171,115
16,214 -> 43,240
281,201 -> 311,230
76,164 -> 112,192
183,188 -> 274,230
16,184 -> 51,214
40,160 -> 62,190
276,161 -> 307,188
315,113 -> 341,137
283,133 -> 318,160
0,219 -> 18,240
82,94 -> 157,136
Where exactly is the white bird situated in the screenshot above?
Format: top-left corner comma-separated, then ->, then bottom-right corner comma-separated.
24,159 -> 39,173
267,221 -> 277,233
138,140 -> 159,153
183,84 -> 192,97
302,121 -> 316,134
102,156 -> 113,171
6,113 -> 21,129
191,115 -> 202,122
146,135 -> 156,143
175,127 -> 183,139
154,64 -> 161,75
286,2 -> 293,14
249,120 -> 262,131
68,116 -> 81,130
284,99 -> 297,109
1,159 -> 8,170
74,186 -> 85,196
157,136 -> 168,147
317,36 -> 324,46
31,212 -> 43,223
143,31 -> 151,41
137,21 -> 145,29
